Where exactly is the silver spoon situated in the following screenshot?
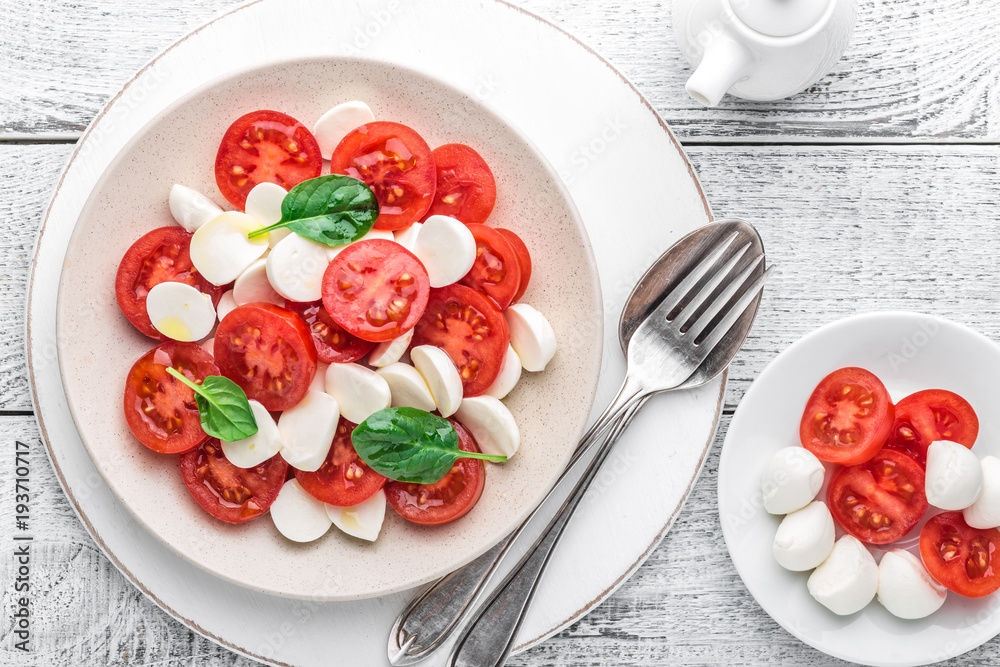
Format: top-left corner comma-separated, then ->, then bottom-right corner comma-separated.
388,219 -> 768,666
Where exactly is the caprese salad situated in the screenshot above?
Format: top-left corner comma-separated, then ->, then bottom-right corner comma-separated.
116,101 -> 558,544
763,366 -> 1000,618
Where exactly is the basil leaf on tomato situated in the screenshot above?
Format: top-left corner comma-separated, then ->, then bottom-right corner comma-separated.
166,368 -> 258,441
247,174 -> 378,247
352,407 -> 506,484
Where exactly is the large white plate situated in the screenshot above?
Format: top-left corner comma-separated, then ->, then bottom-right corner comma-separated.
27,0 -> 721,663
719,312 -> 1000,667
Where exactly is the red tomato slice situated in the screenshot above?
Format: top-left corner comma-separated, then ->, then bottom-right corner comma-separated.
179,440 -> 288,524
458,224 -> 521,310
495,228 -> 532,304
329,121 -> 436,230
800,367 -> 895,465
827,448 -> 928,544
920,512 -> 1000,598
321,239 -> 430,342
886,389 -> 979,465
412,284 -> 509,397
295,418 -> 387,507
283,300 -> 374,364
422,143 -> 497,225
214,110 -> 322,209
123,341 -> 218,454
384,421 -> 486,525
214,303 -> 317,411
115,226 -> 223,339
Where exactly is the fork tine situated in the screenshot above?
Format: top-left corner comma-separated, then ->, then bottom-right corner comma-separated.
675,242 -> 751,326
647,231 -> 740,321
695,264 -> 773,354
686,253 -> 764,342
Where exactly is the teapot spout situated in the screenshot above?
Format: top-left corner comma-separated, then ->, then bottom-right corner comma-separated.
685,31 -> 755,107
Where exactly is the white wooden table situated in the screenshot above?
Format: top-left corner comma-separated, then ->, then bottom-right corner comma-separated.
2,0 -> 998,664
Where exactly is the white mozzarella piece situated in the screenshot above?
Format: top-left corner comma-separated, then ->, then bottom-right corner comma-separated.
772,501 -> 835,572
244,182 -> 290,247
278,391 -> 340,472
216,290 -> 238,323
145,282 -> 216,342
412,215 -> 477,287
233,258 -> 284,306
221,400 -> 282,469
394,222 -> 422,253
807,535 -> 878,615
926,440 -> 983,510
325,228 -> 395,261
201,337 -> 215,357
377,363 -> 436,412
411,345 -> 464,418
310,362 -> 330,393
454,396 -> 520,459
326,489 -> 386,542
965,455 -> 1000,528
877,550 -> 947,619
270,479 -> 333,543
169,184 -> 223,233
312,101 -> 375,160
325,363 -> 391,424
266,232 -> 330,302
761,447 -> 825,515
484,345 -> 522,400
369,329 -> 414,368
505,304 -> 557,372
190,211 -> 269,286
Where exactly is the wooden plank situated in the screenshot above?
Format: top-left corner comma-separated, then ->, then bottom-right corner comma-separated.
4,144 -> 1000,412
1,0 -> 999,142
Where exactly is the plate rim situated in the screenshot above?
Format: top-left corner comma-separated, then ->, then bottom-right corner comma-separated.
25,0 -> 719,661
718,310 -> 1000,667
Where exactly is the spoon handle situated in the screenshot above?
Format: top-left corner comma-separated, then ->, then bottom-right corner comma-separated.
387,377 -> 646,665
447,388 -> 648,667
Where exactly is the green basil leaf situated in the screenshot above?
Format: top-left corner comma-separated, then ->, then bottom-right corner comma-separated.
166,368 -> 258,442
352,407 -> 507,484
247,174 -> 378,247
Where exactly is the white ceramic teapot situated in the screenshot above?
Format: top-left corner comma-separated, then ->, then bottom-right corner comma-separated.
673,0 -> 857,106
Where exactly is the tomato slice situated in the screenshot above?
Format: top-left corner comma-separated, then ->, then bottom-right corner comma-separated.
330,121 -> 436,230
886,389 -> 979,465
827,448 -> 928,544
214,110 -> 322,209
214,303 -> 317,411
412,284 -> 509,397
458,224 -> 521,310
123,341 -> 218,454
920,511 -> 1000,598
495,228 -> 532,304
422,143 -> 497,225
295,418 -> 387,507
384,421 -> 486,525
799,367 -> 895,465
283,300 -> 374,364
179,440 -> 289,524
115,226 -> 223,339
321,239 -> 430,343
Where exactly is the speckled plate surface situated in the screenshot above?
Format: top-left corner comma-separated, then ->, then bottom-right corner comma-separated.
55,57 -> 603,601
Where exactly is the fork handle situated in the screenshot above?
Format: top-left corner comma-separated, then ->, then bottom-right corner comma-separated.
448,387 -> 647,667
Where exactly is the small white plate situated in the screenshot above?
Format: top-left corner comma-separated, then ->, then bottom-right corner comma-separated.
719,312 -> 1000,667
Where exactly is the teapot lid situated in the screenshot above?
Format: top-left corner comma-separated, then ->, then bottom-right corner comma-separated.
730,0 -> 832,37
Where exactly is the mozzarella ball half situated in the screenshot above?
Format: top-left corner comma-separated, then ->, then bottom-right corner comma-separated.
807,535 -> 878,615
965,455 -> 1000,529
326,489 -> 386,542
221,400 -> 283,469
325,363 -> 392,424
270,479 -> 332,543
773,500 -> 835,572
505,303 -> 556,372
762,447 -> 825,515
926,440 -> 983,511
877,549 -> 947,619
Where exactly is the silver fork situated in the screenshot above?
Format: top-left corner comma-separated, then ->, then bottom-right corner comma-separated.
442,231 -> 771,667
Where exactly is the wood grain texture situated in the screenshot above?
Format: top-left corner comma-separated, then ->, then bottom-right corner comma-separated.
2,0 -> 999,141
